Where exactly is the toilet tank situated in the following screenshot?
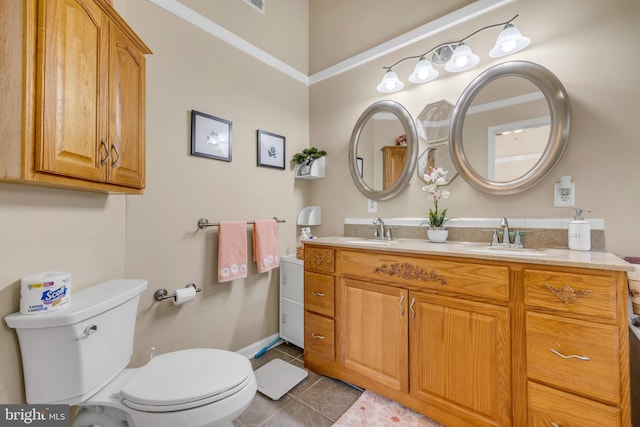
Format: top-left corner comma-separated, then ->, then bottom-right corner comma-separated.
5,279 -> 148,404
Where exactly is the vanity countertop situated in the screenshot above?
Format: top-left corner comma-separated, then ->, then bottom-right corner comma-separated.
303,236 -> 633,272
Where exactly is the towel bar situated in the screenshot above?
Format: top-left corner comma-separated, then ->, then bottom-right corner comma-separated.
197,217 -> 285,230
154,283 -> 202,302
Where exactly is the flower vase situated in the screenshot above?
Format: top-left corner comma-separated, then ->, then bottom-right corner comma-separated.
427,227 -> 449,243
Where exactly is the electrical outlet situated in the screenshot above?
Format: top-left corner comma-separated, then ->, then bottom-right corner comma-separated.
367,199 -> 377,213
554,183 -> 575,207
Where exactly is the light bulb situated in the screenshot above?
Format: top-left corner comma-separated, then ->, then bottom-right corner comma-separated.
501,39 -> 516,53
455,56 -> 468,67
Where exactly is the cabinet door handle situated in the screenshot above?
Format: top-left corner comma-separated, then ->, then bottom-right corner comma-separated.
100,140 -> 110,166
111,143 -> 121,168
410,298 -> 416,319
311,291 -> 325,297
312,333 -> 325,340
551,423 -> 560,427
399,295 -> 404,316
550,348 -> 590,361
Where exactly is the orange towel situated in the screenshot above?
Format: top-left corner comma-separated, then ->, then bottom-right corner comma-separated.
253,219 -> 279,273
217,222 -> 248,283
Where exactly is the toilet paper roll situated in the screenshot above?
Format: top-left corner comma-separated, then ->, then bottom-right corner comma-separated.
173,286 -> 197,305
21,271 -> 71,314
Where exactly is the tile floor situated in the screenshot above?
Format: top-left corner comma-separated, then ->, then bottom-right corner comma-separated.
233,343 -> 363,426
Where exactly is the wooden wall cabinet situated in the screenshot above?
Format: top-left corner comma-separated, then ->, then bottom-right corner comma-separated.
303,243 -> 631,426
381,145 -> 406,190
0,0 -> 151,194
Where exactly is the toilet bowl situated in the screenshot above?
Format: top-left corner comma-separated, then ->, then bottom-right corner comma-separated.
5,279 -> 257,427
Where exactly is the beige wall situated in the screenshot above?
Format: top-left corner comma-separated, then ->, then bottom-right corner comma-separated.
115,0 -> 309,366
0,185 -> 126,402
309,0 -> 640,257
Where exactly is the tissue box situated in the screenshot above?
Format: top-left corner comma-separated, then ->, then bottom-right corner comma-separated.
20,272 -> 71,314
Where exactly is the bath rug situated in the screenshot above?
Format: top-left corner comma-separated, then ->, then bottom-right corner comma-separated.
332,390 -> 443,427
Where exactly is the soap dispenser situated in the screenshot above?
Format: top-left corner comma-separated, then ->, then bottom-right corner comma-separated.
568,208 -> 591,251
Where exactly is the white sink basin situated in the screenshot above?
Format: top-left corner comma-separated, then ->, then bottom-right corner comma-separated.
466,247 -> 548,257
339,238 -> 396,246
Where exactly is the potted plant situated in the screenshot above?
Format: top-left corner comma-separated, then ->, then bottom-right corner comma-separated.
421,166 -> 451,242
291,147 -> 327,177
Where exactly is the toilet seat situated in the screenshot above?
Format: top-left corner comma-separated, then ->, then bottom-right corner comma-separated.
120,348 -> 253,413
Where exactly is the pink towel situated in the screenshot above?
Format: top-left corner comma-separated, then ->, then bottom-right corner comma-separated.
217,222 -> 248,283
253,219 -> 279,273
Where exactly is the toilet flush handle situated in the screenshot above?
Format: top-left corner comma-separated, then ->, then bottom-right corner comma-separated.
75,325 -> 98,341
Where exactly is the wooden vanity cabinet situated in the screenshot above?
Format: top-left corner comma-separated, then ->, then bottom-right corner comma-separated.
303,243 -> 631,427
524,268 -> 630,426
410,292 -> 512,426
303,247 -> 336,362
340,278 -> 408,393
0,0 -> 151,194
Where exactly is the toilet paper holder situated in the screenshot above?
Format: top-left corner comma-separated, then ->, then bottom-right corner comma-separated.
154,283 -> 202,302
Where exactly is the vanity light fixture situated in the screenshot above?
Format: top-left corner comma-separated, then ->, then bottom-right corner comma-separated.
376,14 -> 530,93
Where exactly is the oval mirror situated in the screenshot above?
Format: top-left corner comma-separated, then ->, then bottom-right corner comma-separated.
450,61 -> 570,195
349,100 -> 418,200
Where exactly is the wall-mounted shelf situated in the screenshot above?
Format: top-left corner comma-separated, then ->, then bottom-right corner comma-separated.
295,157 -> 325,180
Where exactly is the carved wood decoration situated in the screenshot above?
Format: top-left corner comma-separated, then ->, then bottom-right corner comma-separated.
543,284 -> 591,304
373,262 -> 448,286
305,250 -> 334,271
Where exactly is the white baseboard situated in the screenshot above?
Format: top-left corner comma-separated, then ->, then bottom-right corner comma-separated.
235,333 -> 282,359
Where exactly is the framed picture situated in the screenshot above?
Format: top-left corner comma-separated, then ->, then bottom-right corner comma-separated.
356,157 -> 364,177
191,110 -> 232,162
257,130 -> 285,169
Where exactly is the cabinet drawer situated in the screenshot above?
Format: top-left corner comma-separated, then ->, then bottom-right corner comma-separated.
526,312 -> 620,404
305,272 -> 335,317
524,269 -> 616,320
528,381 -> 620,426
304,311 -> 335,361
339,250 -> 509,301
304,246 -> 335,273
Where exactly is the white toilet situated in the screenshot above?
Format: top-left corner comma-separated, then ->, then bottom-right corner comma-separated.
5,279 -> 257,427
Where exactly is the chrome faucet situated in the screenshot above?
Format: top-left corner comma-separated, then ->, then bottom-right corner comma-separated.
500,217 -> 510,244
372,217 -> 385,239
487,217 -> 525,249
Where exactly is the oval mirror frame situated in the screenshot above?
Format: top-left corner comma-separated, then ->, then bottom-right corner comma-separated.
349,100 -> 418,200
449,61 -> 571,195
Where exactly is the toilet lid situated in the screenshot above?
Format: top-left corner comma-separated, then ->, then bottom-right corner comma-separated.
120,348 -> 252,411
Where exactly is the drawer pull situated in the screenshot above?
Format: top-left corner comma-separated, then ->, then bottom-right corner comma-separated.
312,333 -> 325,340
311,291 -> 326,297
551,423 -> 560,427
550,348 -> 590,361
399,295 -> 404,316
544,283 -> 591,304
